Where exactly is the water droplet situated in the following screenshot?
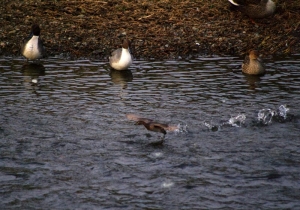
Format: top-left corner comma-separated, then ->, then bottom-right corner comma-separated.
258,109 -> 275,125
277,104 -> 289,119
161,180 -> 174,188
228,114 -> 246,127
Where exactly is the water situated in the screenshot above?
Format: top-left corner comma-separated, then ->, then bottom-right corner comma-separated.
0,55 -> 300,209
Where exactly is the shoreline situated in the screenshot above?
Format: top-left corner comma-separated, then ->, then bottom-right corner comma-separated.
0,1 -> 299,59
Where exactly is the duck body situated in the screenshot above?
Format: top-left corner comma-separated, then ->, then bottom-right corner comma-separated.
126,114 -> 178,136
242,50 -> 266,75
21,24 -> 45,61
136,120 -> 167,135
109,40 -> 132,70
228,0 -> 276,19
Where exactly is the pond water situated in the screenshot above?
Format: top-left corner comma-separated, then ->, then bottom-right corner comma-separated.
0,55 -> 300,209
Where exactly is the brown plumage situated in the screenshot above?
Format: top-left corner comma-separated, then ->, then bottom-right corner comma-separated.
228,0 -> 276,19
242,50 -> 266,75
126,114 -> 178,136
135,120 -> 167,135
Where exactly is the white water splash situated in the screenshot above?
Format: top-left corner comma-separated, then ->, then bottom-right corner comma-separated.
174,123 -> 188,134
152,152 -> 163,158
161,180 -> 174,188
258,109 -> 275,125
257,105 -> 290,125
204,121 -> 219,131
277,104 -> 289,120
228,114 -> 246,127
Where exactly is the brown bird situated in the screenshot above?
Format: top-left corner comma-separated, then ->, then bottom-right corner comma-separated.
228,0 -> 276,19
126,114 -> 178,137
135,120 -> 167,136
242,50 -> 266,75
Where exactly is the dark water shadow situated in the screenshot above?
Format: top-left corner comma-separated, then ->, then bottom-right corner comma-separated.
21,63 -> 45,95
109,69 -> 133,89
243,74 -> 262,90
22,63 -> 45,76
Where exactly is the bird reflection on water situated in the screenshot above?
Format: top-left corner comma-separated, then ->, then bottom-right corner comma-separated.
21,63 -> 45,95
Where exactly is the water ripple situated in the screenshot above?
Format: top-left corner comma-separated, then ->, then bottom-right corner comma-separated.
0,56 -> 300,209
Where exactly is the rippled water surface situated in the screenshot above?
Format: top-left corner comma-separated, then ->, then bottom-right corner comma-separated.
1,55 -> 300,209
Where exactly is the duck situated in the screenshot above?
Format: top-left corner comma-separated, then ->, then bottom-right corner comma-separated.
242,50 -> 266,75
126,114 -> 178,137
21,24 -> 45,61
109,39 -> 132,70
228,0 -> 276,19
135,120 -> 167,136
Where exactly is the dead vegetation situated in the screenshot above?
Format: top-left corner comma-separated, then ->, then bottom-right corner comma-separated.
0,0 -> 299,59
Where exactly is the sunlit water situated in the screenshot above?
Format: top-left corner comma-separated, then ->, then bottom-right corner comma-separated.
0,55 -> 300,209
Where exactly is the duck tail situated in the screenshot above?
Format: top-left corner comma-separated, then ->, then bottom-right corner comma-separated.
166,125 -> 179,132
228,0 -> 240,6
126,114 -> 141,121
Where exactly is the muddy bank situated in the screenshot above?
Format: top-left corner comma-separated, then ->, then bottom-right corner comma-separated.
0,0 -> 299,59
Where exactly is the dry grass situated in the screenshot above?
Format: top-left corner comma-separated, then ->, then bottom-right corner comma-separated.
0,0 -> 299,59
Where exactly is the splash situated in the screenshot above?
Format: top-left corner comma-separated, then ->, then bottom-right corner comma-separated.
277,104 -> 289,120
173,123 -> 188,134
152,152 -> 163,158
258,109 -> 275,125
204,121 -> 220,131
228,114 -> 246,127
257,105 -> 290,125
204,114 -> 246,131
161,180 -> 174,188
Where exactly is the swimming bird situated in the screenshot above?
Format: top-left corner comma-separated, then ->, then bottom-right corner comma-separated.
242,50 -> 266,75
21,24 -> 45,61
228,0 -> 276,19
109,39 -> 132,70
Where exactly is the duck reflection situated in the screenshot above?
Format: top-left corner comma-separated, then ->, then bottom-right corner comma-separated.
22,63 -> 45,93
109,69 -> 133,89
243,74 -> 262,90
